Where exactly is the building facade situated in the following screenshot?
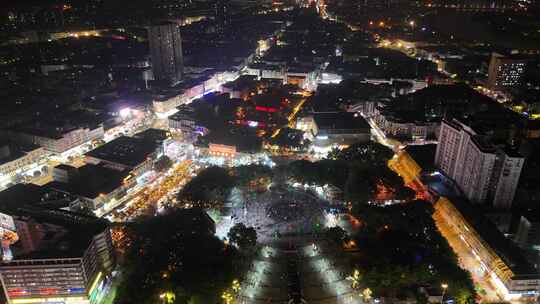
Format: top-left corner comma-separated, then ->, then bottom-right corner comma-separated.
148,23 -> 184,86
0,229 -> 115,304
487,53 -> 527,90
168,106 -> 196,134
434,197 -> 540,301
371,108 -> 439,142
435,119 -> 524,209
0,144 -> 46,178
208,143 -> 236,158
7,126 -> 104,155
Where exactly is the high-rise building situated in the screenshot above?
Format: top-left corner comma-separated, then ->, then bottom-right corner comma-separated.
214,0 -> 230,34
148,23 -> 184,86
487,52 -> 527,90
435,119 -> 524,209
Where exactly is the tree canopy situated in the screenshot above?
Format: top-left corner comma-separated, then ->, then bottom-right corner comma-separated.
323,226 -> 348,245
115,208 -> 241,304
231,164 -> 273,190
285,142 -> 407,204
154,155 -> 173,173
177,166 -> 235,207
227,223 -> 257,250
351,200 -> 476,303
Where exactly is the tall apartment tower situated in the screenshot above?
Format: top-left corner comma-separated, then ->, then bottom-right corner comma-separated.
148,22 -> 184,86
214,0 -> 230,34
487,52 -> 527,90
435,119 -> 524,209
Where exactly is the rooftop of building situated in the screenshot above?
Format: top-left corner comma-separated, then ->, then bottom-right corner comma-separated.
313,112 -> 371,131
0,184 -> 76,214
450,197 -> 538,277
9,110 -> 105,139
221,75 -> 258,91
502,146 -> 523,158
47,164 -> 130,200
6,210 -> 110,260
383,85 -> 524,129
470,135 -> 498,154
132,128 -> 170,143
0,142 -> 42,166
169,111 -> 195,121
85,136 -> 158,168
248,62 -> 283,71
83,94 -> 152,113
520,209 -> 540,223
491,52 -> 531,62
54,164 -> 77,171
287,65 -> 316,74
0,185 -> 107,260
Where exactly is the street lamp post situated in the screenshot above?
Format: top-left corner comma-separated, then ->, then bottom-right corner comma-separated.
441,283 -> 448,304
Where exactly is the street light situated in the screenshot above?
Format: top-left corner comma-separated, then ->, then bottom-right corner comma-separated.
441,283 -> 448,304
232,279 -> 241,294
159,291 -> 175,304
221,291 -> 234,304
346,269 -> 362,289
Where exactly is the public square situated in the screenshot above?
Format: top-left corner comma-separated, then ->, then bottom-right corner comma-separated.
217,182 -> 363,304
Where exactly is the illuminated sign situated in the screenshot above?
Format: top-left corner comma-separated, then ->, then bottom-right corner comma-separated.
8,289 -> 28,297
39,288 -> 58,295
88,272 -> 103,296
68,288 -> 85,294
0,212 -> 15,231
255,106 -> 278,113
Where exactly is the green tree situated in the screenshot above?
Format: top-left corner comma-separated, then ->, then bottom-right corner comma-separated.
326,147 -> 341,160
115,208 -> 240,304
154,155 -> 173,173
228,223 -> 257,250
394,186 -> 416,201
324,226 -> 348,245
232,165 -> 273,188
178,166 -> 235,207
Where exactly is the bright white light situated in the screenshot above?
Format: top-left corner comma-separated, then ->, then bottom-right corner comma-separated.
156,108 -> 178,119
119,107 -> 131,118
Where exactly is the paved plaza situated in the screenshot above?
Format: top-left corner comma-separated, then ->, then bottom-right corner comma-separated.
223,185 -> 363,304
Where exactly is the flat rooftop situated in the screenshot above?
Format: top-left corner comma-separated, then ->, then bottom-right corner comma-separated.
7,210 -> 109,260
221,75 -> 258,91
85,136 -> 158,168
313,112 -> 371,131
133,128 -> 169,143
48,164 -> 130,199
9,110 -> 105,139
